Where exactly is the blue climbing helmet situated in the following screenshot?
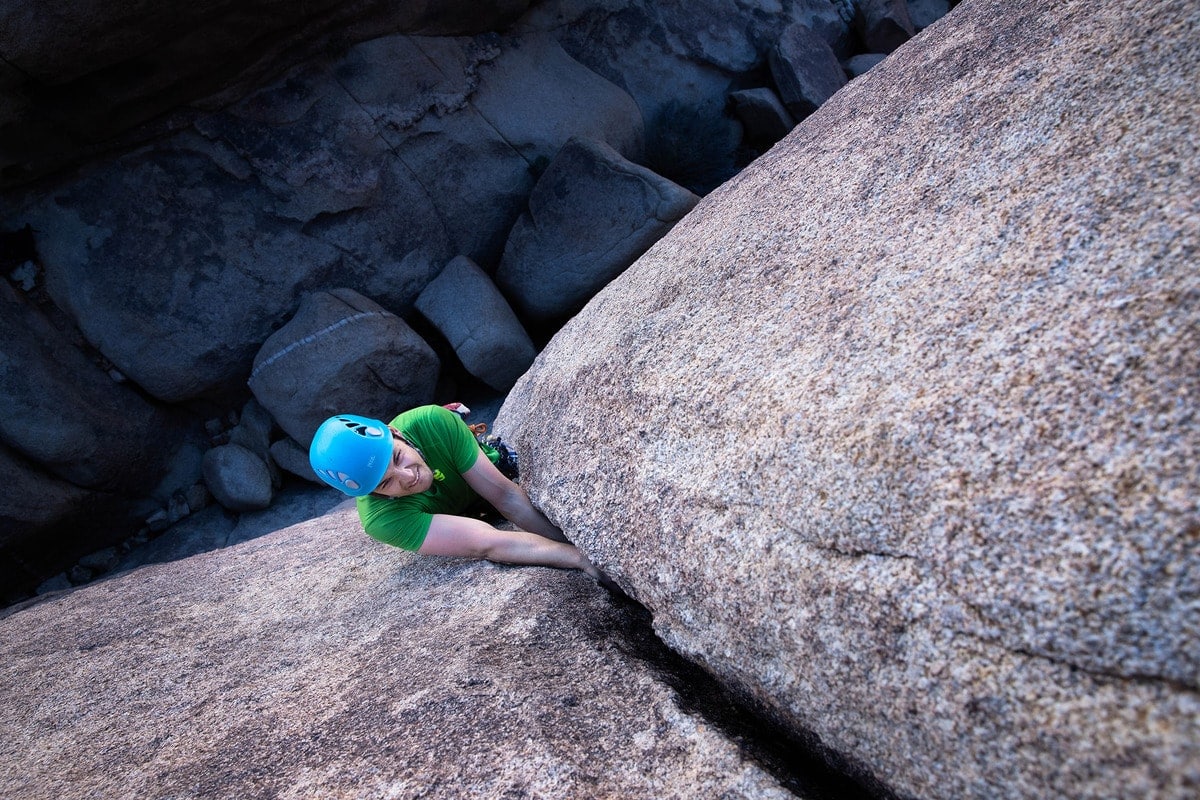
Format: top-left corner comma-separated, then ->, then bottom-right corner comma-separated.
309,414 -> 394,497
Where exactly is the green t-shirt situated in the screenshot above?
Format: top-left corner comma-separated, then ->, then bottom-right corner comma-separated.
356,405 -> 483,551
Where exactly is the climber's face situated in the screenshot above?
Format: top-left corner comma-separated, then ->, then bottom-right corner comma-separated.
372,429 -> 434,498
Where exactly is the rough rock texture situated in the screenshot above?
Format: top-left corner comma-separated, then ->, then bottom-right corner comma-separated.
416,256 -> 536,391
248,289 -> 439,448
0,505 -> 798,800
498,1 -> 1200,798
497,137 -> 699,324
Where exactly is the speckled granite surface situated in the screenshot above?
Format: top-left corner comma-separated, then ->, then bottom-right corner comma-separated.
0,506 -> 797,800
500,0 -> 1200,797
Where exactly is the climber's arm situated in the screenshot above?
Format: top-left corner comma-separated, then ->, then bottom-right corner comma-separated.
417,513 -> 597,576
461,450 -> 569,542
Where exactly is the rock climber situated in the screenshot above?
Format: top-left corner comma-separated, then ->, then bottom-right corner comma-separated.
309,404 -> 600,579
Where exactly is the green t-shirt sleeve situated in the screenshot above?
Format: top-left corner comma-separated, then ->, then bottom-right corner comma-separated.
356,496 -> 432,551
355,405 -> 483,551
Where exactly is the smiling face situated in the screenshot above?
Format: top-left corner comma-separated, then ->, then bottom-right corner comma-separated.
371,428 -> 434,498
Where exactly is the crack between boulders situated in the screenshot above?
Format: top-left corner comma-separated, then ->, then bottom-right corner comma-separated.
328,61 -> 430,183
592,590 -> 902,800
470,104 -> 535,169
738,511 -> 1190,692
436,35 -> 539,172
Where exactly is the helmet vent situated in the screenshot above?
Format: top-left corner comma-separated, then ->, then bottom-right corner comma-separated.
337,417 -> 386,438
316,468 -> 362,491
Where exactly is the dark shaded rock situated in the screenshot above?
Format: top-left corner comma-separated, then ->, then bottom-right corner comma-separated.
729,88 -> 797,152
34,573 -> 71,595
0,0 -> 535,187
77,548 -> 119,574
269,438 -> 320,484
248,288 -> 439,447
415,256 -> 536,391
496,137 -> 698,324
66,565 -> 92,585
498,0 -> 1200,797
642,99 -> 744,196
227,399 -> 275,463
202,443 -> 274,512
0,440 -> 141,605
17,147 -> 350,403
184,484 -> 210,515
468,32 -> 645,163
768,24 -> 847,119
845,53 -> 889,77
856,0 -> 916,53
323,32 -> 642,265
7,30 -> 641,407
519,1 -> 849,190
0,279 -> 173,493
907,0 -> 952,30
118,506 -> 237,574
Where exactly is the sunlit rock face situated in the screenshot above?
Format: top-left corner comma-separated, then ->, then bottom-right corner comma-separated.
0,505 -> 798,800
499,0 -> 1200,797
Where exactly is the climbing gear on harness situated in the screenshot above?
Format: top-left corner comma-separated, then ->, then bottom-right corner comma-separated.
479,432 -> 520,480
442,403 -> 520,480
309,414 -> 393,497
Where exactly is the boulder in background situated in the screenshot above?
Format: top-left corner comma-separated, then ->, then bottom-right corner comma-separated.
496,137 -> 699,325
331,32 -> 643,266
248,288 -> 439,448
769,24 -> 848,120
856,0 -> 916,53
0,278 -> 173,494
728,88 -> 797,155
416,256 -> 536,392
202,443 -> 274,512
